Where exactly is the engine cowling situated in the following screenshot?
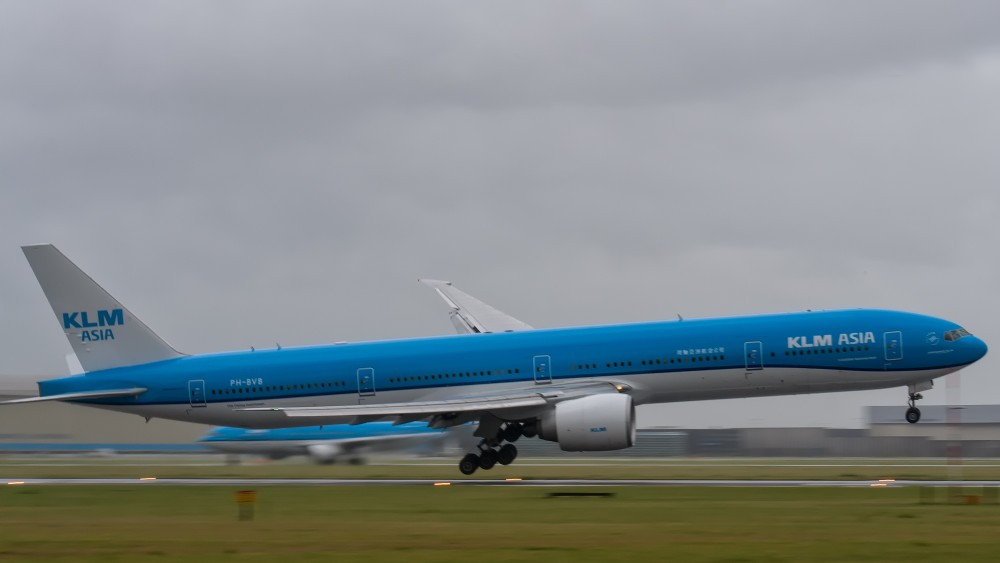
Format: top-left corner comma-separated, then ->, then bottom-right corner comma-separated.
306,443 -> 342,464
537,393 -> 635,451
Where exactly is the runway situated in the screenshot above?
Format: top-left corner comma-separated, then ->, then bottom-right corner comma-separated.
6,477 -> 1000,487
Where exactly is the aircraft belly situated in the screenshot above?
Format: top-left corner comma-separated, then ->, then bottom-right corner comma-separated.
633,366 -> 961,404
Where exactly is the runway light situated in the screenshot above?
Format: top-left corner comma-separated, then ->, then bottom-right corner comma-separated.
870,483 -> 888,487
139,477 -> 157,481
7,481 -> 25,486
433,482 -> 451,487
879,479 -> 896,483
505,478 -> 522,482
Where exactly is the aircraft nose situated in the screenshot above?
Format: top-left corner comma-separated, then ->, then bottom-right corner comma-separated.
962,336 -> 989,364
971,336 -> 989,361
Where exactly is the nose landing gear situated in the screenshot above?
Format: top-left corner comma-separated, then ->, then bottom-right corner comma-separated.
903,381 -> 933,424
905,392 -> 923,424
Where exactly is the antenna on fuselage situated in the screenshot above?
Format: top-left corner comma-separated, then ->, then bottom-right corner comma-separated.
677,314 -> 684,321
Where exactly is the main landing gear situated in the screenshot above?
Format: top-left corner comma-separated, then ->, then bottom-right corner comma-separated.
905,392 -> 922,424
458,421 -> 531,475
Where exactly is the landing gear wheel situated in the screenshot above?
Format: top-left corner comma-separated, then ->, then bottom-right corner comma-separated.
497,443 -> 518,465
459,454 -> 479,475
503,423 -> 523,443
906,390 -> 924,424
521,422 -> 538,439
479,449 -> 498,470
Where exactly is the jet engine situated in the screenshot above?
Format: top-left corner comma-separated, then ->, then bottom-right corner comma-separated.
306,444 -> 342,464
537,393 -> 635,451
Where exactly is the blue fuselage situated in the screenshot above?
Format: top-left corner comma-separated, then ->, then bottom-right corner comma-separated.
36,309 -> 987,428
200,422 -> 443,444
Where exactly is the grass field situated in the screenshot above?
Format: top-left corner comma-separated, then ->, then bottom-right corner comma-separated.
2,485 -> 1000,562
2,454 -> 998,481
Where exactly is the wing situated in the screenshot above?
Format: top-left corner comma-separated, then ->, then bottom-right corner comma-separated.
419,279 -> 533,334
241,381 -> 623,427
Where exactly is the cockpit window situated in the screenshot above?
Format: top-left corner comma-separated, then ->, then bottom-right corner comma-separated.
944,328 -> 972,342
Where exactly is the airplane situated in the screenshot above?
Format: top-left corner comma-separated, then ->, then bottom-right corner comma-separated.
2,244 -> 988,474
198,422 -> 466,464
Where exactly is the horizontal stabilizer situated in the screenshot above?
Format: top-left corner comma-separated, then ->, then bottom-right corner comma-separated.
0,387 -> 147,405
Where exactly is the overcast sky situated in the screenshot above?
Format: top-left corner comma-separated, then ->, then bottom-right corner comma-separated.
2,1 -> 998,428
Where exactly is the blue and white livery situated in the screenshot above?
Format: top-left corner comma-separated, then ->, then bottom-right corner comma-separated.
3,245 -> 988,474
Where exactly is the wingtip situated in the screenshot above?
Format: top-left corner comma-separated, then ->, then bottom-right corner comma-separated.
21,243 -> 55,251
419,278 -> 452,286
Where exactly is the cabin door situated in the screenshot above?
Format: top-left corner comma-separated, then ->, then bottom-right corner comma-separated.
533,355 -> 552,384
188,379 -> 206,407
357,367 -> 376,397
884,331 -> 903,362
744,341 -> 763,371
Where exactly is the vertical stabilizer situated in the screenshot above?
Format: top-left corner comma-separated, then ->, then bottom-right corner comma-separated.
22,245 -> 185,372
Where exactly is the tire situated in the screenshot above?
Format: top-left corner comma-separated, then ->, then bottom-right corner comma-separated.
905,407 -> 921,424
459,454 -> 479,475
479,449 -> 498,470
497,443 -> 518,465
503,423 -> 523,443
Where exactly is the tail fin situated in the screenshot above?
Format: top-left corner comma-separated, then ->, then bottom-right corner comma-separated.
22,244 -> 185,372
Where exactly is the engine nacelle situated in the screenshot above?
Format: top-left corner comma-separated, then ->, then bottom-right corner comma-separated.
537,393 -> 635,451
306,443 -> 342,464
